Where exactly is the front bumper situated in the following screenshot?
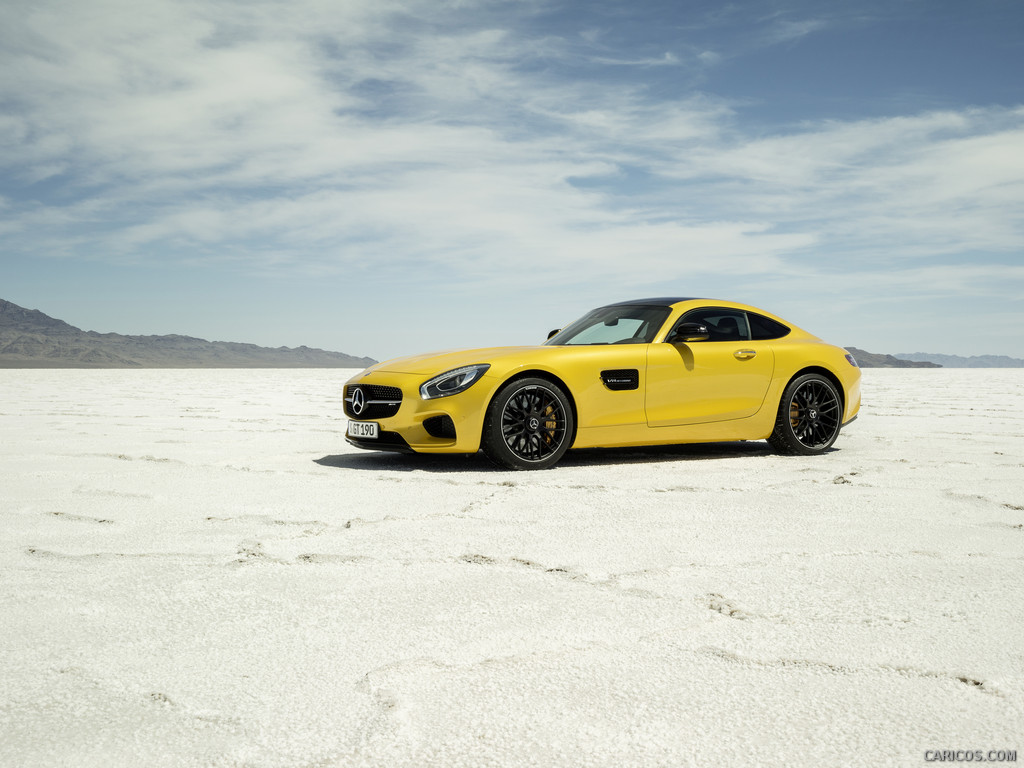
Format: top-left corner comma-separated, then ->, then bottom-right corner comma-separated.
346,429 -> 414,453
342,371 -> 492,454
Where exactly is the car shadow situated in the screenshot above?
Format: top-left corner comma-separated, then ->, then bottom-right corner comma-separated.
314,441 -> 777,474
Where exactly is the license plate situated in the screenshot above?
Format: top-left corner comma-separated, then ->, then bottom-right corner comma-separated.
347,421 -> 379,439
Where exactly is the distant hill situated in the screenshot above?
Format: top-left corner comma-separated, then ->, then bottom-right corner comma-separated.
0,299 -> 376,369
844,347 -> 941,368
895,352 -> 1024,368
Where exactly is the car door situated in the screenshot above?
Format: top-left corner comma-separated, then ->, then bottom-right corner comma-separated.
645,308 -> 775,427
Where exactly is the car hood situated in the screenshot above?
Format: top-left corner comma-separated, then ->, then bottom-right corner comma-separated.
372,346 -> 550,376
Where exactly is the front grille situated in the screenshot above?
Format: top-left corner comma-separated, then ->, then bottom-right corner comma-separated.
344,384 -> 403,419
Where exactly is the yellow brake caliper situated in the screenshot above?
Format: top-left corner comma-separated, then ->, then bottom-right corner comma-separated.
543,404 -> 557,444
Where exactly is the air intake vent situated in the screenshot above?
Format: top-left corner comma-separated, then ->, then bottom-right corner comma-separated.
423,414 -> 457,440
600,369 -> 639,391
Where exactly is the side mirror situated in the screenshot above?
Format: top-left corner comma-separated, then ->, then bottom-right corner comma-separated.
666,322 -> 709,344
547,328 -> 561,340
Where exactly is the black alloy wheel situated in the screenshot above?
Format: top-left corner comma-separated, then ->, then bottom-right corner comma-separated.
769,373 -> 843,455
482,378 -> 574,470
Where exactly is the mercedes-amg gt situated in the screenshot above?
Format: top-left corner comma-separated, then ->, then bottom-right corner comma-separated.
343,298 -> 860,470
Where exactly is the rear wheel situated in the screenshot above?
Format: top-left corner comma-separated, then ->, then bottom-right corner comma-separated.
482,378 -> 574,470
769,373 -> 843,455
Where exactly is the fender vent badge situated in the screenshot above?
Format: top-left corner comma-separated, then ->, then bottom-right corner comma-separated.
600,369 -> 639,391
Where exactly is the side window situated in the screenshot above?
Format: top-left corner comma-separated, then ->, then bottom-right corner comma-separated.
681,308 -> 750,342
748,312 -> 791,340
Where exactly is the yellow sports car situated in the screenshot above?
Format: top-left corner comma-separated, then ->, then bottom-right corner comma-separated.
343,298 -> 861,470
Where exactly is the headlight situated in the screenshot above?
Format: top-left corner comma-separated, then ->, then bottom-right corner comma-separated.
420,364 -> 491,400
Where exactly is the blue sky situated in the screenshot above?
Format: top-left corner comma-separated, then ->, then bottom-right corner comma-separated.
2,0 -> 1022,361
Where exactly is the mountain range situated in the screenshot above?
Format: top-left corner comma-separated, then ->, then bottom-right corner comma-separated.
0,299 -> 375,368
4,298 -> 1021,369
893,352 -> 1024,368
842,347 -> 941,369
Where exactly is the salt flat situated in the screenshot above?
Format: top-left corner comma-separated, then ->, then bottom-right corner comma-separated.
1,369 -> 1022,767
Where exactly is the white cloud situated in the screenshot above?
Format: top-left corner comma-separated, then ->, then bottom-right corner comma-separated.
589,51 -> 681,67
644,109 -> 1024,262
760,18 -> 828,46
1,0 -> 1022,336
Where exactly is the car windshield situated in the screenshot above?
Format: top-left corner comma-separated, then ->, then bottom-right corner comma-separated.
545,305 -> 672,346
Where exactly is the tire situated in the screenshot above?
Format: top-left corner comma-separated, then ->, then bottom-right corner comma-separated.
768,373 -> 843,455
482,378 -> 574,470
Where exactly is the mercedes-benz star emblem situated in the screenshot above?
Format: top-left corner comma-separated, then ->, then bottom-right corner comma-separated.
350,387 -> 366,416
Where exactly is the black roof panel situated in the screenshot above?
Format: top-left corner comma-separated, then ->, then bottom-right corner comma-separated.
600,297 -> 700,308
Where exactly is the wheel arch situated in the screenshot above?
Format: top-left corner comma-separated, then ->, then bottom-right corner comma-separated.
483,369 -> 580,447
787,366 -> 846,412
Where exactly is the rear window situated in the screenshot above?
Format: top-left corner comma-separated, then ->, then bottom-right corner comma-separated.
748,313 -> 790,340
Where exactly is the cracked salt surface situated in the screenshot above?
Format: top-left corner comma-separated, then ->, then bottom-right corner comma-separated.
1,368 -> 1023,767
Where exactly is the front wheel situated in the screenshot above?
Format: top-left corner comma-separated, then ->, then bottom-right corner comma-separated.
482,378 -> 574,470
768,373 -> 843,455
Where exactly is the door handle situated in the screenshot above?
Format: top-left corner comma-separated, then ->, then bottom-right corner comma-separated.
734,349 -> 756,360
